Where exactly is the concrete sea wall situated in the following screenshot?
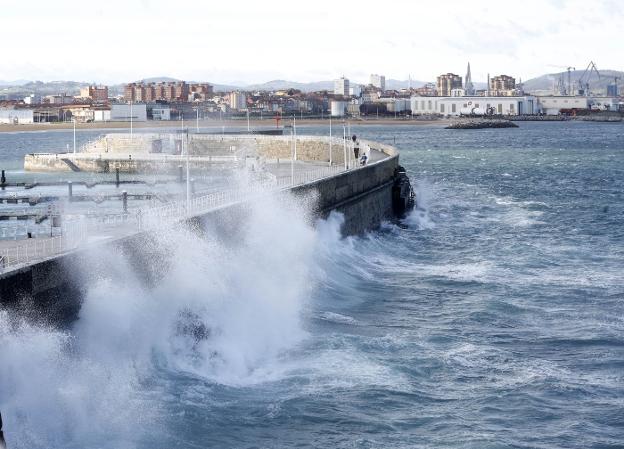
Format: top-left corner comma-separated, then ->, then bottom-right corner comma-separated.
2,137 -> 402,325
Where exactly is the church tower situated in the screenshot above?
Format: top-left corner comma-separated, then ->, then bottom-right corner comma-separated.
465,62 -> 475,96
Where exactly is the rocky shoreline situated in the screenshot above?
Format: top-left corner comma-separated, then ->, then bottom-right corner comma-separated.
446,119 -> 519,129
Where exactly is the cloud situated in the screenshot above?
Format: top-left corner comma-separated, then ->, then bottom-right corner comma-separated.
0,0 -> 621,84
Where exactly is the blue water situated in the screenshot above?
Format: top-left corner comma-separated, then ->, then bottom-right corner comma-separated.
1,122 -> 623,448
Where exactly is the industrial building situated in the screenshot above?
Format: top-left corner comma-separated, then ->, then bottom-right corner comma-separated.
334,77 -> 350,96
411,95 -> 538,116
110,104 -> 147,122
535,96 -> 618,115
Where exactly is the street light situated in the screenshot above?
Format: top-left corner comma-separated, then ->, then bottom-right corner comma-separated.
329,115 -> 332,166
73,118 -> 76,154
342,123 -> 347,170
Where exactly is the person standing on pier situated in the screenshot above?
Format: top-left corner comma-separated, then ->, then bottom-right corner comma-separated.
352,135 -> 360,160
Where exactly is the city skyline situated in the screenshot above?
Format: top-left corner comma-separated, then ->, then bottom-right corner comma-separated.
1,0 -> 623,85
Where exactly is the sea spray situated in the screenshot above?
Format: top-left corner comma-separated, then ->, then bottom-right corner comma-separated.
404,179 -> 435,230
0,182 -> 337,448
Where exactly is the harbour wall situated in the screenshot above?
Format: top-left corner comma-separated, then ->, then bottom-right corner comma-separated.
24,134 -> 353,173
1,138 -> 400,325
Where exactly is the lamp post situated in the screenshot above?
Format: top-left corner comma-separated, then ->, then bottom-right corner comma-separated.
185,128 -> 190,212
129,100 -> 133,140
247,108 -> 250,132
343,123 -> 347,170
196,108 -> 199,133
73,118 -> 76,154
293,114 -> 297,161
329,115 -> 332,166
290,125 -> 294,185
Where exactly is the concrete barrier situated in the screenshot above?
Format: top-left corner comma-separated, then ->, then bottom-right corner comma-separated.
2,135 -> 405,325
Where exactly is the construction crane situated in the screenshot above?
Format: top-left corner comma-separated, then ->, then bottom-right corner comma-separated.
566,67 -> 576,96
548,64 -> 576,95
577,61 -> 600,96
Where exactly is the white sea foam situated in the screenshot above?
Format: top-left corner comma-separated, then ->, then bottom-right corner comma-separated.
317,311 -> 359,325
0,181 -> 345,446
404,180 -> 436,230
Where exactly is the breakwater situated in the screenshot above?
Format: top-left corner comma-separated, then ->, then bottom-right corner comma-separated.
0,134 -> 411,325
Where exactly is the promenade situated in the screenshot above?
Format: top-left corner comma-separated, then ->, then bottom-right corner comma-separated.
0,147 -> 387,273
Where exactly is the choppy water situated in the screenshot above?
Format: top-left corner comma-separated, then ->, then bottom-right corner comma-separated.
1,122 -> 623,448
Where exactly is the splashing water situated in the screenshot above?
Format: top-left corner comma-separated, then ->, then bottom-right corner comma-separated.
404,179 -> 435,230
0,185 -> 342,448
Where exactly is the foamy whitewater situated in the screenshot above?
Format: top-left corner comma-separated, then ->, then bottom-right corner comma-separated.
1,122 -> 623,448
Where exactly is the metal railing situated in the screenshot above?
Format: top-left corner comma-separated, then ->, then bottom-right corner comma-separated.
0,164 -> 345,272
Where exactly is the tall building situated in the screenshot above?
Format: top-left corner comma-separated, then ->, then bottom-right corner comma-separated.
229,91 -> 247,110
370,74 -> 386,91
436,73 -> 462,96
490,75 -> 516,95
334,77 -> 350,96
607,83 -> 619,97
79,85 -> 109,103
464,63 -> 475,96
123,81 -> 213,103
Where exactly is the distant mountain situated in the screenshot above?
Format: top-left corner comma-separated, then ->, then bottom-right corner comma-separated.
135,76 -> 181,83
241,80 -> 334,92
386,79 -> 430,90
0,80 -> 30,87
0,80 -> 90,99
523,69 -> 624,95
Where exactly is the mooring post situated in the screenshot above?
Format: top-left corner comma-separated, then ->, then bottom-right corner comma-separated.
67,181 -> 73,201
1,170 -> 5,187
122,190 -> 128,213
178,165 -> 183,183
115,167 -> 120,188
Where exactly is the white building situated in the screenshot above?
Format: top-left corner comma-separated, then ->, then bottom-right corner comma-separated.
410,95 -> 538,116
229,91 -> 247,111
93,110 -> 111,122
349,84 -> 361,97
0,108 -> 34,124
589,97 -> 619,111
370,74 -> 386,91
334,77 -> 350,96
379,98 -> 410,113
110,104 -> 147,122
23,94 -> 41,105
361,91 -> 380,103
330,100 -> 348,117
45,94 -> 74,105
537,96 -> 589,115
151,105 -> 171,120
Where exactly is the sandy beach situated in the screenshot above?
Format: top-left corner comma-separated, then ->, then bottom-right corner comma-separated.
0,117 -> 450,133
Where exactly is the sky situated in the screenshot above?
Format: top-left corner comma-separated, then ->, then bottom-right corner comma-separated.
1,0 -> 623,85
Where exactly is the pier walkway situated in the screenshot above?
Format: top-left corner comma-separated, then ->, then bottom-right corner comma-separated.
0,155 -> 382,273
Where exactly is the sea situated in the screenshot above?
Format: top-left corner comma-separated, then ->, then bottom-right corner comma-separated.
0,121 -> 623,448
